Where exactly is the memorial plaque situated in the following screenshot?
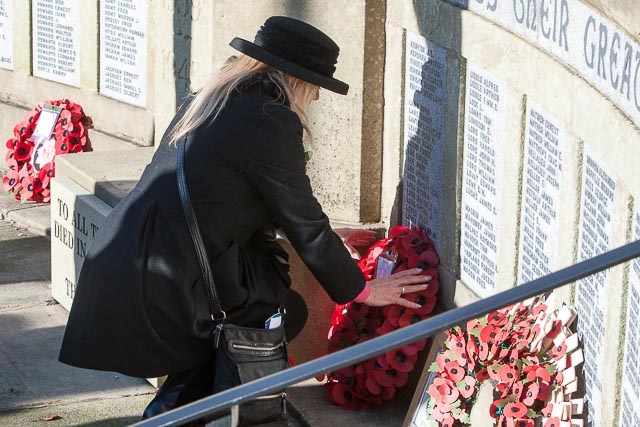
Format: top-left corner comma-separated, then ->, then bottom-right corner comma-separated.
402,32 -> 447,251
575,150 -> 616,427
100,0 -> 148,107
0,0 -> 12,70
50,176 -> 112,311
459,65 -> 506,297
619,209 -> 640,426
517,100 -> 564,284
32,0 -> 80,86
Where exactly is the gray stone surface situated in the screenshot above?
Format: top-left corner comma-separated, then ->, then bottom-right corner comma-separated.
0,204 -> 154,426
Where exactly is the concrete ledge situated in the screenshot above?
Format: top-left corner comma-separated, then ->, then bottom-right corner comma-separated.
0,194 -> 51,237
55,148 -> 155,207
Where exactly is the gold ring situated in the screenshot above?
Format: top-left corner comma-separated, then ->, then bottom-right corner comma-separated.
401,287 -> 405,297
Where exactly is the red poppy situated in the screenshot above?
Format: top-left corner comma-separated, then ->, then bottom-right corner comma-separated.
446,332 -> 466,354
480,325 -> 504,344
476,368 -> 491,382
436,352 -> 454,370
543,417 -> 561,427
537,380 -> 552,401
56,110 -> 74,131
374,320 -> 395,336
385,348 -> 417,372
372,368 -> 404,388
365,373 -> 381,395
330,382 -> 360,410
398,309 -> 424,328
13,140 -> 33,162
540,402 -> 554,418
503,402 -> 527,418
526,366 -> 551,383
511,380 -> 524,398
440,415 -> 456,427
385,305 -> 404,327
489,399 -> 508,418
410,290 -> 437,313
458,375 -> 476,399
478,341 -> 490,360
389,225 -> 411,237
428,377 -> 459,405
431,402 -> 452,422
443,361 -> 465,382
528,324 -> 541,345
496,381 -> 512,398
522,381 -> 539,406
380,386 -> 395,401
546,320 -> 562,340
2,167 -> 19,192
487,311 -> 508,326
551,341 -> 567,360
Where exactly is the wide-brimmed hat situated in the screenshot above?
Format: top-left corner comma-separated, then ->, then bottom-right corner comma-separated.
230,16 -> 349,95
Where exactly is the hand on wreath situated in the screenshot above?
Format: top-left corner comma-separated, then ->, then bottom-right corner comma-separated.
364,268 -> 431,309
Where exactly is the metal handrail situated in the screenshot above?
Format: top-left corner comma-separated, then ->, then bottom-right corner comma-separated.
133,239 -> 640,427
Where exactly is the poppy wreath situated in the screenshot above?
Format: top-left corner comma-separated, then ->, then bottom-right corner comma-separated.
427,295 -> 585,427
2,99 -> 93,202
318,225 -> 440,410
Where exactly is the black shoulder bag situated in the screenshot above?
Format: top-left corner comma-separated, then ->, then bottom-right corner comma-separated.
176,138 -> 290,426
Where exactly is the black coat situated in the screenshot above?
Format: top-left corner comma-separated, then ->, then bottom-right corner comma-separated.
59,80 -> 366,378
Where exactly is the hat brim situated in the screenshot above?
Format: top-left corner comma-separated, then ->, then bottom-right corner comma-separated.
230,37 -> 349,95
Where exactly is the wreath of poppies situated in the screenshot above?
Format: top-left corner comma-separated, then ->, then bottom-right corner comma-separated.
318,225 -> 440,410
2,99 -> 92,202
427,296 -> 584,427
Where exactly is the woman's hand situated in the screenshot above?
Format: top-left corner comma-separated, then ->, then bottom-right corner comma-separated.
334,228 -> 377,260
364,268 -> 431,309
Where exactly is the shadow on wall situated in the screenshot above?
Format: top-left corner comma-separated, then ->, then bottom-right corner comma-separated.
174,0 -> 192,107
391,1 -> 463,311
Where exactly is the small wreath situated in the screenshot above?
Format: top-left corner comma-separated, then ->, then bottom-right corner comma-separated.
319,225 -> 440,409
3,99 -> 93,202
427,295 -> 584,426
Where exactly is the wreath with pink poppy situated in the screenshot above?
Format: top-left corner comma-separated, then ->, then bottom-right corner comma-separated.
2,99 -> 93,202
317,225 -> 440,410
427,296 -> 584,427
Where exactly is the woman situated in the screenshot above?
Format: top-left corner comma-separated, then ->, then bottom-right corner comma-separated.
59,16 -> 430,417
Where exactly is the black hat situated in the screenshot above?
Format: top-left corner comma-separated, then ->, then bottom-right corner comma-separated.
230,16 -> 349,95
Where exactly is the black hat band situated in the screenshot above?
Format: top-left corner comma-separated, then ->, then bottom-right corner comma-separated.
254,22 -> 338,78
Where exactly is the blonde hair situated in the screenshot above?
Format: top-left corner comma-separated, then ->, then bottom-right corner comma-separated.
168,54 -> 316,145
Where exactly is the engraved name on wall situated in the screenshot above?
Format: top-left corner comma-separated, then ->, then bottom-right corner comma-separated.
460,65 -> 506,297
100,0 -> 148,106
517,100 -> 564,283
575,150 -> 616,426
402,32 -> 447,251
32,0 -> 80,86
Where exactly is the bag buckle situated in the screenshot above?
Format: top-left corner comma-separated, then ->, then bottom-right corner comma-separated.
213,323 -> 224,349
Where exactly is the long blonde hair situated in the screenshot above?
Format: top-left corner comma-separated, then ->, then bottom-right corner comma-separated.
168,54 -> 316,145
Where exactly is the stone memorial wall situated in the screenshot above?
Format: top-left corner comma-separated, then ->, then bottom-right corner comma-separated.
517,100 -> 564,284
0,0 -> 12,69
459,65 -> 505,298
619,210 -> 640,426
100,0 -> 148,106
443,0 -> 640,130
402,32 -> 446,250
575,150 -> 616,426
32,0 -> 80,86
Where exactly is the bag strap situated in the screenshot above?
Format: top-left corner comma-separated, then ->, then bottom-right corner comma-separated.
176,137 -> 226,322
